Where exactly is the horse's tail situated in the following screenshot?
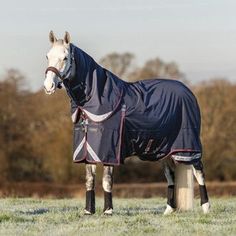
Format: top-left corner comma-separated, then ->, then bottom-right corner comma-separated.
175,163 -> 194,211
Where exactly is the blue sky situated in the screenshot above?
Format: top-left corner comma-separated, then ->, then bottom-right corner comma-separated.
0,0 -> 235,90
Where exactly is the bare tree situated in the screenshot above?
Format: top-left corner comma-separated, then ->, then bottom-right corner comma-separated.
195,79 -> 236,180
100,52 -> 135,79
128,57 -> 185,82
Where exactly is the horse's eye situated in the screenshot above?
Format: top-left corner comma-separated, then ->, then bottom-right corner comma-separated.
46,55 -> 48,60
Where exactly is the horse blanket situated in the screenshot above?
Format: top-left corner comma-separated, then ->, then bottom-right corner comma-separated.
63,44 -> 202,165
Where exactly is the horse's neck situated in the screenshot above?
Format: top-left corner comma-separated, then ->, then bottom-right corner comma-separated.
69,45 -> 125,112
73,45 -> 99,85
73,45 -> 119,94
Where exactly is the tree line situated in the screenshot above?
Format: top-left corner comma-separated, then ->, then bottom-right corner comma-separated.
0,53 -> 235,184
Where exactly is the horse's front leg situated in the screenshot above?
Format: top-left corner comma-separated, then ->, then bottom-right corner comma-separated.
192,161 -> 210,214
84,163 -> 97,215
103,165 -> 114,215
162,158 -> 176,215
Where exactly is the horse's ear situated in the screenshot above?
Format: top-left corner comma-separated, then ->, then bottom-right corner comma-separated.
64,31 -> 71,45
49,30 -> 57,44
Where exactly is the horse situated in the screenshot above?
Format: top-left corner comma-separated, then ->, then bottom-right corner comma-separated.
44,31 -> 210,215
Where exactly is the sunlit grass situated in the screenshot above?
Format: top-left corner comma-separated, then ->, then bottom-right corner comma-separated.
0,197 -> 235,236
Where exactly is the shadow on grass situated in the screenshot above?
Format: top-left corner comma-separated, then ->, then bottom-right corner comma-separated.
115,206 -> 165,216
17,206 -> 81,215
18,208 -> 49,215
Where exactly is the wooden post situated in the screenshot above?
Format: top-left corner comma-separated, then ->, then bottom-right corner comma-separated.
175,164 -> 194,211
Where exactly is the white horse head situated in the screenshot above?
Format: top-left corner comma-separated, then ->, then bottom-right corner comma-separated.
44,31 -> 74,94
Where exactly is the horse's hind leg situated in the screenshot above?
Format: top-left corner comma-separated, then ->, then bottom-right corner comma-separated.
84,163 -> 97,215
162,158 -> 176,215
192,161 -> 210,214
102,165 -> 114,215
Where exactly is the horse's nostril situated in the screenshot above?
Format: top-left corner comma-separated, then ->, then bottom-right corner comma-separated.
51,83 -> 55,89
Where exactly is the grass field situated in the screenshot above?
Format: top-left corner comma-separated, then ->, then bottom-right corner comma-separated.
0,197 -> 235,236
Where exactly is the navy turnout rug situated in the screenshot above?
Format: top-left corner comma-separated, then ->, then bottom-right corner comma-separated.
63,44 -> 202,165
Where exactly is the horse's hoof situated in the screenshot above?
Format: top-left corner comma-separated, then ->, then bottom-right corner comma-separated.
202,202 -> 210,214
163,204 -> 175,215
84,209 -> 95,215
103,208 -> 113,216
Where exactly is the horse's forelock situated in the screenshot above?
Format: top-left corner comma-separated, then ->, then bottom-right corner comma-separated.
53,39 -> 64,46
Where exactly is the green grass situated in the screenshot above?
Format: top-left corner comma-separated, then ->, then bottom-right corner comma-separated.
0,197 -> 235,236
